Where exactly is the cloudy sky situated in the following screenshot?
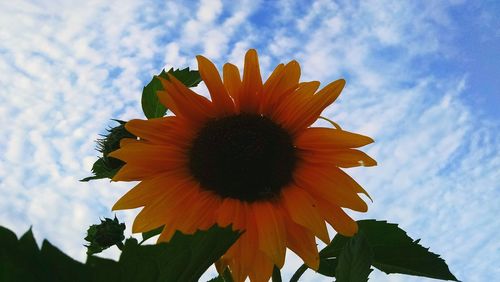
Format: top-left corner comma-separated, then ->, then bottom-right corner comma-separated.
0,0 -> 498,281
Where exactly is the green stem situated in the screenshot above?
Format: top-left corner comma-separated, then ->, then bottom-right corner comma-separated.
289,264 -> 308,282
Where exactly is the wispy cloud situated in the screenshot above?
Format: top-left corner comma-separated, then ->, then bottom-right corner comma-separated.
0,1 -> 497,281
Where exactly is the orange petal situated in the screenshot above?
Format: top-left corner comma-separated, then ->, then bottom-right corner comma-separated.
157,226 -> 176,243
125,117 -> 194,147
239,49 -> 262,113
168,73 -> 215,115
112,164 -> 162,181
131,182 -> 193,233
107,142 -> 187,169
217,198 -> 246,230
294,164 -> 368,212
227,256 -> 246,282
297,159 -> 372,200
288,79 -> 346,132
282,186 -> 330,244
306,165 -> 372,201
330,167 -> 372,201
283,213 -> 320,270
132,180 -> 200,233
259,63 -> 285,113
315,197 -> 359,236
112,170 -> 189,210
214,258 -> 229,275
156,89 -> 180,115
261,61 -> 301,116
248,251 -> 274,282
224,203 -> 257,282
301,148 -> 377,168
240,204 -> 259,280
157,75 -> 213,123
262,63 -> 285,96
197,55 -> 235,115
271,81 -> 319,128
223,63 -> 242,111
175,190 -> 220,234
119,138 -> 139,147
295,127 -> 374,149
251,201 -> 286,268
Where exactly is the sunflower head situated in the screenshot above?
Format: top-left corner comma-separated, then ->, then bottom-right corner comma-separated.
109,49 -> 376,281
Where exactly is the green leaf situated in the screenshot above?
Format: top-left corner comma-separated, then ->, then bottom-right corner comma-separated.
335,232 -> 373,282
141,225 -> 164,243
141,71 -> 168,120
359,220 -> 458,281
119,224 -> 241,282
313,233 -> 349,277
320,220 -> 458,281
168,67 -> 203,88
320,232 -> 350,258
141,67 -> 201,119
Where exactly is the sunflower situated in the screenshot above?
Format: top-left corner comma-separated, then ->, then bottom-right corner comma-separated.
109,49 -> 376,281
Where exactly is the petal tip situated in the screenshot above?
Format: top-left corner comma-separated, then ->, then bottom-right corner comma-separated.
196,54 -> 209,64
111,200 -> 127,211
245,49 -> 258,59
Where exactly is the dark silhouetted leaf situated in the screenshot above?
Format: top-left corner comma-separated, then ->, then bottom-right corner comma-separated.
335,232 -> 373,282
0,227 -> 41,282
319,220 -> 458,281
119,224 -> 241,282
1,224 -> 240,282
86,255 -> 120,282
40,240 -> 86,280
317,258 -> 338,277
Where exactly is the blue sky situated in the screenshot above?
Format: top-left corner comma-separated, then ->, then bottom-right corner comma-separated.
0,0 -> 498,281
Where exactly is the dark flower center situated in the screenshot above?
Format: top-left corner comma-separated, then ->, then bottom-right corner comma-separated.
189,114 -> 297,202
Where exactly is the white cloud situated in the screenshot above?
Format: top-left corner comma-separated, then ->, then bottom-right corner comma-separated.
0,0 -> 498,281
